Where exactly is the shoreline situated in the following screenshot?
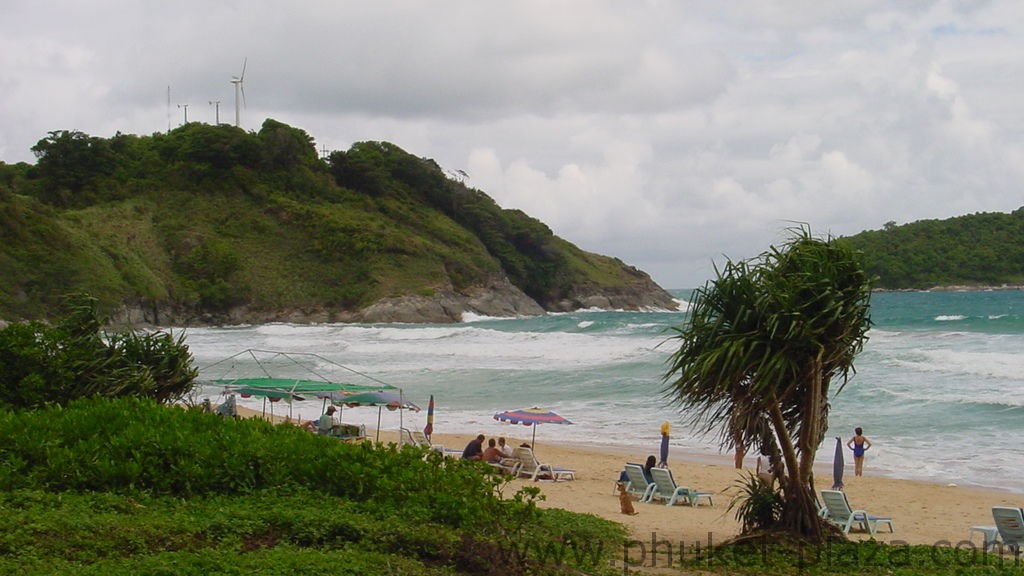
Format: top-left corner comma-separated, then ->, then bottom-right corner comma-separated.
240,408 -> 1021,549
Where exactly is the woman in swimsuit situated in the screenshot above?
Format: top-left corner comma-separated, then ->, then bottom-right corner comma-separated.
846,427 -> 872,477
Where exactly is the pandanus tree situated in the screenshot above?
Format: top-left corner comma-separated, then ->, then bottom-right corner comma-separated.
664,228 -> 872,540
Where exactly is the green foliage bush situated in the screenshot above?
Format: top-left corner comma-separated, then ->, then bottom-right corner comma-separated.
0,398 -> 628,575
0,397 -> 498,524
728,472 -> 784,533
0,295 -> 196,409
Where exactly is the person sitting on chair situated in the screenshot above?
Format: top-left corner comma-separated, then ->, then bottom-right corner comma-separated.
462,434 -> 485,460
317,406 -> 337,436
480,438 -> 503,463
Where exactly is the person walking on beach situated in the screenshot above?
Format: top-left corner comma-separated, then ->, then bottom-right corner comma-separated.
847,427 -> 872,476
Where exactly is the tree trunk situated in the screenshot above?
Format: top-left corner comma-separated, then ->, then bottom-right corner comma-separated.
769,402 -> 825,540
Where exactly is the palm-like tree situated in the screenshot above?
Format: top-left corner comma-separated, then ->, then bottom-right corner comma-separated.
664,228 -> 872,539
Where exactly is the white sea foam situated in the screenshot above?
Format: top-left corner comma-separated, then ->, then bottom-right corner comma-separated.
187,290 -> 1024,494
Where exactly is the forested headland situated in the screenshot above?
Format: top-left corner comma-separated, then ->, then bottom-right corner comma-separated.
839,209 -> 1024,290
0,121 -> 674,325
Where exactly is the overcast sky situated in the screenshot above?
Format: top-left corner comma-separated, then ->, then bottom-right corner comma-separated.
3,1 -> 1023,288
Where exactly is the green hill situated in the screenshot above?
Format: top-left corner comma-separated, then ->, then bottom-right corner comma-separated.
0,121 -> 674,324
839,208 -> 1024,290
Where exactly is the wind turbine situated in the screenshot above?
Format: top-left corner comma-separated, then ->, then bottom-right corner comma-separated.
230,58 -> 247,127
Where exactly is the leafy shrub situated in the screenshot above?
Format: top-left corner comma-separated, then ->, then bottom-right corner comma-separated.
0,294 -> 197,409
728,472 -> 784,533
0,398 -> 508,527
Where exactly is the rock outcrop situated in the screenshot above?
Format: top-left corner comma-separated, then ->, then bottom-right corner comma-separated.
106,272 -> 676,327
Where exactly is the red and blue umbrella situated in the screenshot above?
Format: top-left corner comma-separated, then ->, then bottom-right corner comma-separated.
494,407 -> 572,449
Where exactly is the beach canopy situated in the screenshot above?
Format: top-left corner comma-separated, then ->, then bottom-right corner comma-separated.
200,349 -> 399,420
339,391 -> 421,442
214,377 -> 391,399
340,391 -> 420,411
494,407 -> 572,449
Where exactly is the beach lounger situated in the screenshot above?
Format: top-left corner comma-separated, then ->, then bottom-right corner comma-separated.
649,467 -> 714,507
513,447 -> 575,481
489,457 -> 522,476
427,444 -> 465,458
399,428 -> 433,448
992,506 -> 1024,555
820,490 -> 894,535
622,464 -> 656,502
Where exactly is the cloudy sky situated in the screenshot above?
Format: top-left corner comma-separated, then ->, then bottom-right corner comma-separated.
3,1 -> 1023,288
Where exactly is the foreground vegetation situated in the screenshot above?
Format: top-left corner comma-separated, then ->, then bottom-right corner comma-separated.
0,294 -> 194,411
0,398 -> 626,575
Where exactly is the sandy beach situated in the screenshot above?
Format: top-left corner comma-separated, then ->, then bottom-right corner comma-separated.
244,408 -> 1020,554
422,432 -> 1020,551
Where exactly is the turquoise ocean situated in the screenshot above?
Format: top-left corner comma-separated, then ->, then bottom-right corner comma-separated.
187,289 -> 1024,493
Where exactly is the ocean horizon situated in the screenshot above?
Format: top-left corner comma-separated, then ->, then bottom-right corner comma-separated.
187,289 -> 1024,494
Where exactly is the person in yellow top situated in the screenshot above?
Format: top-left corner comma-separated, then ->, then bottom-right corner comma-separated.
658,421 -> 670,467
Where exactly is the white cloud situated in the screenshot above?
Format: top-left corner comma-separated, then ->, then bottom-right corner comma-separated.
3,1 -> 1024,288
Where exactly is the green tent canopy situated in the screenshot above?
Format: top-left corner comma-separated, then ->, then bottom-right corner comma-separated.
211,377 -> 394,398
200,349 -> 400,420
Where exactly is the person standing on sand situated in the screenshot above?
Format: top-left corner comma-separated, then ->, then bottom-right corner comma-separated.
847,427 -> 872,476
658,421 -> 670,467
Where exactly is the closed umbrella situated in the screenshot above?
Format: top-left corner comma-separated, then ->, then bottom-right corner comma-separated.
423,394 -> 435,441
493,407 -> 572,451
832,436 -> 845,490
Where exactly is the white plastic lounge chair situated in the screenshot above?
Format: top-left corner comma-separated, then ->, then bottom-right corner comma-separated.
820,490 -> 894,535
399,428 -> 433,448
489,457 -> 522,476
513,446 -> 575,481
622,464 -> 656,502
411,430 -> 432,447
649,467 -> 714,507
992,506 -> 1024,555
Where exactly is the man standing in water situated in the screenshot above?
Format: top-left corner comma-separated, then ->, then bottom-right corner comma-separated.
847,427 -> 872,476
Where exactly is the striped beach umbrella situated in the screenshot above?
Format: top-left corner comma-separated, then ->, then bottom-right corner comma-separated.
423,394 -> 435,440
493,407 -> 573,449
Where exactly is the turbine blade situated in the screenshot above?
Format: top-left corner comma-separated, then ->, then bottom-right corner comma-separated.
241,84 -> 246,108
240,57 -> 247,81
